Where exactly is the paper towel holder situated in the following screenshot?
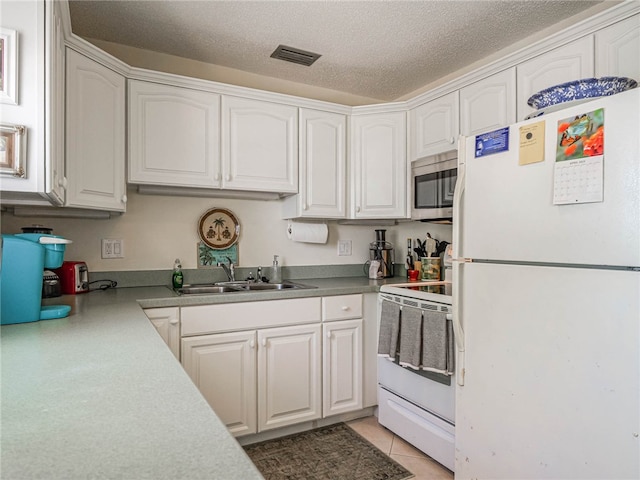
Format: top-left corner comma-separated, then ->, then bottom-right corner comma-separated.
287,220 -> 327,234
286,220 -> 329,244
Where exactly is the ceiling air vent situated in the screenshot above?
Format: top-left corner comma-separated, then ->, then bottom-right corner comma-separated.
270,45 -> 321,67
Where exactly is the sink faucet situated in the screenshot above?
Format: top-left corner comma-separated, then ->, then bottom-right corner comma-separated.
217,257 -> 235,282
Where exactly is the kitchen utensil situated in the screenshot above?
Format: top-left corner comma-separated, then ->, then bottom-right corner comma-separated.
425,236 -> 437,257
406,238 -> 414,271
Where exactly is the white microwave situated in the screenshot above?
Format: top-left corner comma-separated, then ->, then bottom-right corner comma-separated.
411,150 -> 457,222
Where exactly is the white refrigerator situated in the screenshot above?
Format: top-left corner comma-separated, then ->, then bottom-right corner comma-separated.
452,88 -> 640,479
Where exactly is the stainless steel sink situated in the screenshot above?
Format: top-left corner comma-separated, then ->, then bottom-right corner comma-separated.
175,281 -> 315,295
241,282 -> 300,290
176,284 -> 243,295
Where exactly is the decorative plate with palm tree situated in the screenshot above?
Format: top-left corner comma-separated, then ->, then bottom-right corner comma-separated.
198,207 -> 240,249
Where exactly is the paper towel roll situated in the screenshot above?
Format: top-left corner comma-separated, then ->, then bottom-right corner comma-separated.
287,221 -> 328,244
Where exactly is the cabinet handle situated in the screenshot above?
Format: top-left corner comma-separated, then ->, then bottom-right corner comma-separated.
169,318 -> 179,325
226,175 -> 232,182
262,338 -> 267,347
356,206 -> 361,213
327,331 -> 332,339
449,137 -> 455,144
121,194 -> 127,204
250,340 -> 255,349
341,306 -> 350,311
58,177 -> 68,189
303,203 -> 308,211
214,173 -> 220,181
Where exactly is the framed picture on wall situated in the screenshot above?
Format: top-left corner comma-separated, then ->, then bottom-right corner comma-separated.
0,124 -> 26,177
0,27 -> 18,105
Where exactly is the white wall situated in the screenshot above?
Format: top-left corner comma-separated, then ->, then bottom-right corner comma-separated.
1,187 -> 452,272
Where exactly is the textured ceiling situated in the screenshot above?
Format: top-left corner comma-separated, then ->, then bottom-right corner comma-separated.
69,0 -> 606,102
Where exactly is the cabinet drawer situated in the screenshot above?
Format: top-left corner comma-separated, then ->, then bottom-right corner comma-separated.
181,297 -> 321,336
322,294 -> 362,321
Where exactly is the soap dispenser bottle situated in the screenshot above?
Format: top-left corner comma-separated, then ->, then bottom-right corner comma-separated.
172,259 -> 184,289
271,255 -> 282,283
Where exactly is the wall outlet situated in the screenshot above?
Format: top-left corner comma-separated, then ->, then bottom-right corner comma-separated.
337,240 -> 352,256
102,239 -> 124,259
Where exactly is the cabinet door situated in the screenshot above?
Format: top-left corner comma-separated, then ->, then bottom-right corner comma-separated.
44,0 -> 66,205
145,307 -> 180,360
410,91 -> 459,159
128,80 -> 221,188
257,324 -> 321,431
351,112 -> 407,219
182,331 -> 257,437
323,319 -> 363,417
284,108 -> 346,218
595,14 -> 640,80
517,36 -> 594,119
460,68 -> 516,137
65,49 -> 126,211
222,96 -> 298,193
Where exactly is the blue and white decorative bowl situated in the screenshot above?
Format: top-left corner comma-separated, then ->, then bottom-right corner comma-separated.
527,77 -> 637,109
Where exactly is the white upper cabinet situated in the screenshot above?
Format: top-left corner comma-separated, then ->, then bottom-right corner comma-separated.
128,80 -> 221,188
221,96 -> 298,194
65,49 -> 126,211
517,36 -> 594,119
350,111 -> 407,219
410,91 -> 459,160
595,14 -> 640,80
282,108 -> 346,219
45,0 -> 67,205
0,1 -> 65,205
460,68 -> 516,137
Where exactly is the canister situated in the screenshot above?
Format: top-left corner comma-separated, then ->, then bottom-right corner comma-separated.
421,257 -> 441,281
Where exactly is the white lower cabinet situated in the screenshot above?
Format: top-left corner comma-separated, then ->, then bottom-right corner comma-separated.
179,295 -> 367,437
322,295 -> 363,417
181,331 -> 257,436
144,307 -> 180,360
257,324 -> 322,431
182,324 -> 321,436
323,319 -> 362,417
180,298 -> 322,437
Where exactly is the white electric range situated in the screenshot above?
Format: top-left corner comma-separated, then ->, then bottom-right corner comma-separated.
377,281 -> 455,472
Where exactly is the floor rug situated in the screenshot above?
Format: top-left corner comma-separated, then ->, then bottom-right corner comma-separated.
243,422 -> 414,480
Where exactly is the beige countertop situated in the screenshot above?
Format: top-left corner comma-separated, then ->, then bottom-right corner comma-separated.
0,276 -> 403,479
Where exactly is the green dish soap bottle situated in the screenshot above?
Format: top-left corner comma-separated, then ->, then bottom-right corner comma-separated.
172,259 -> 184,289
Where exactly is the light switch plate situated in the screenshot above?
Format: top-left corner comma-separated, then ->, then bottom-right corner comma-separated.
102,239 -> 124,259
337,240 -> 352,256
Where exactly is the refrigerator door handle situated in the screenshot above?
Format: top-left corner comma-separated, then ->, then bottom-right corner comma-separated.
452,135 -> 467,386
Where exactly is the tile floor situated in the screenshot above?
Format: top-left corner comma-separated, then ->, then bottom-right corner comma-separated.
346,416 -> 453,480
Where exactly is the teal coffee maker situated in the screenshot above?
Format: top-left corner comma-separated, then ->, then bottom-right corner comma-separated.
1,233 -> 72,325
